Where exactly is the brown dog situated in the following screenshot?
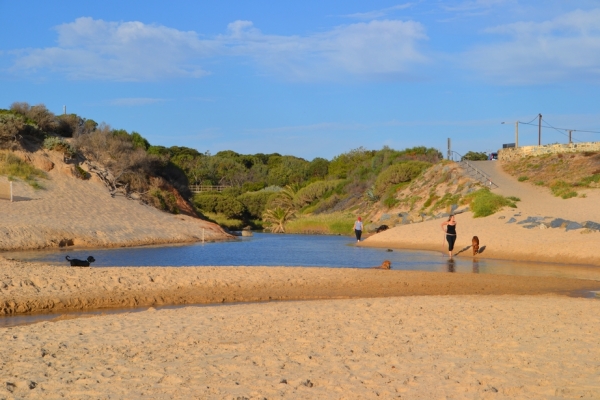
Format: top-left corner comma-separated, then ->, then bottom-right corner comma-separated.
372,260 -> 391,270
472,236 -> 480,255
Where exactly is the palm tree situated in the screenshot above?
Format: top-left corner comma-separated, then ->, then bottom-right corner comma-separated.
262,206 -> 295,233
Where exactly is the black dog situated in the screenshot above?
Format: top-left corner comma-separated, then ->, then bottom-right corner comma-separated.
376,225 -> 389,233
65,255 -> 95,267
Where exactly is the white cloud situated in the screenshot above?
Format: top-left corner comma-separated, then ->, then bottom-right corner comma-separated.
221,19 -> 429,81
464,9 -> 600,84
9,17 -> 429,82
11,17 -> 213,81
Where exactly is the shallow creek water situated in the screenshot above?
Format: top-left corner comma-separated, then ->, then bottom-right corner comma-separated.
2,233 -> 600,327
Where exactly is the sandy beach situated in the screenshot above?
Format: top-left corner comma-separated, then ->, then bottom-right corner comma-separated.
1,258 -> 600,398
2,156 -> 600,398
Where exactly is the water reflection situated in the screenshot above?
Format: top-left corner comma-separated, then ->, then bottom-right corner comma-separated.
4,233 -> 600,281
447,258 -> 456,272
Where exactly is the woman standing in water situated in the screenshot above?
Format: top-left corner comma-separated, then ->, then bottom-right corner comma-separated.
353,216 -> 363,243
441,215 -> 457,258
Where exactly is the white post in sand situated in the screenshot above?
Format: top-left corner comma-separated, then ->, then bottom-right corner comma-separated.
10,181 -> 13,202
202,229 -> 205,243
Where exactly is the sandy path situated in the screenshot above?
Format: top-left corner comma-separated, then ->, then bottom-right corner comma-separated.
2,295 -> 600,399
470,160 -> 600,222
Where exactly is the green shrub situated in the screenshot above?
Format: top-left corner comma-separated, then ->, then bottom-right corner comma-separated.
237,191 -> 277,219
461,151 -> 488,161
383,195 -> 399,208
518,176 -> 529,182
462,189 -> 518,218
0,151 -> 46,188
373,161 -> 430,195
149,188 -> 179,213
534,180 -> 545,186
193,193 -> 244,218
74,164 -> 89,180
43,136 -> 76,157
285,212 -> 355,235
431,193 -> 461,213
579,174 -> 600,187
294,179 -> 344,207
550,181 -> 578,199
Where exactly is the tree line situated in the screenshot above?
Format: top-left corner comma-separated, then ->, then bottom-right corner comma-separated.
0,101 -> 444,230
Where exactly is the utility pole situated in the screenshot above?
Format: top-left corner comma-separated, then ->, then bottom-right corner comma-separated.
538,113 -> 542,146
568,130 -> 572,144
447,138 -> 451,160
63,105 -> 66,115
515,121 -> 519,148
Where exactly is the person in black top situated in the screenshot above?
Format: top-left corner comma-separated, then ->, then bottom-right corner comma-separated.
441,215 -> 457,258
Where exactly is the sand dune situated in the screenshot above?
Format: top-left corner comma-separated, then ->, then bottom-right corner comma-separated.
0,150 -> 230,251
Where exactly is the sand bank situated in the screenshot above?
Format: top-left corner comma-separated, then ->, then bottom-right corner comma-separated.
2,257 -> 600,316
2,295 -> 600,399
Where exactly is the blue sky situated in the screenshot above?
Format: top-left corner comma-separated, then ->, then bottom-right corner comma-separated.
1,0 -> 599,160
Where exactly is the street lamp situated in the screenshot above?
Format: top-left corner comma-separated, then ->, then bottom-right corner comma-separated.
500,121 -> 519,148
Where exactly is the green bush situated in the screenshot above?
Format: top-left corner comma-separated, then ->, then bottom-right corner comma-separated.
74,164 -> 88,180
462,189 -> 518,217
373,161 -> 430,195
579,174 -> 600,187
237,191 -> 276,219
550,181 -> 578,199
43,136 -> 76,157
294,179 -> 344,207
518,176 -> 529,182
461,151 -> 488,161
383,195 -> 399,208
193,193 -> 244,218
0,151 -> 46,188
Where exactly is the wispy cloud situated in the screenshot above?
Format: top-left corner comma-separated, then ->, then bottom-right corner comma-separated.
8,16 -> 429,82
464,8 -> 600,84
441,0 -> 514,13
221,19 -> 429,81
108,97 -> 168,106
341,4 -> 413,20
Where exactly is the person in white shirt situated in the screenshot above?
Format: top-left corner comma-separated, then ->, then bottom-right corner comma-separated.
353,216 -> 363,243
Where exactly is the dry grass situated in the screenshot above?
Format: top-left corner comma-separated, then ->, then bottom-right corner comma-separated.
502,152 -> 600,197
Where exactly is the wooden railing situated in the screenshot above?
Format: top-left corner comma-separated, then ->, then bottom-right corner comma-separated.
189,185 -> 230,193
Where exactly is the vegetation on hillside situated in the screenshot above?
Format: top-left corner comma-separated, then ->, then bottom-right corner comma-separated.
503,152 -> 600,199
461,151 -> 488,161
1,100 -> 462,232
0,150 -> 46,189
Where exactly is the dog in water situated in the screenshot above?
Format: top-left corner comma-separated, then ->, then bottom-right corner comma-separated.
372,260 -> 391,270
472,236 -> 480,256
66,255 -> 95,267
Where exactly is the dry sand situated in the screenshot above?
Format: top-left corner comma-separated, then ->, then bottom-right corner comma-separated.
2,158 -> 600,398
0,150 -> 230,252
362,160 -> 600,266
1,259 -> 600,398
2,292 -> 600,399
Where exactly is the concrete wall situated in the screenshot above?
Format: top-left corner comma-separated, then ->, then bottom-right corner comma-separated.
499,142 -> 600,161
